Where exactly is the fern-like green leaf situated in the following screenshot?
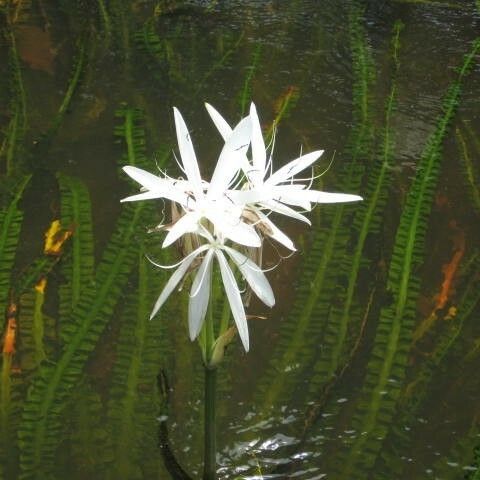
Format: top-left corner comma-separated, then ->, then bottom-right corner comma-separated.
238,43 -> 261,117
0,279 -> 56,480
457,125 -> 480,215
57,174 -> 94,339
17,106 -> 153,479
17,202 -> 147,479
254,2 -> 374,414
332,36 -> 480,480
375,253 -> 480,479
0,176 -> 31,338
107,248 -> 170,479
308,20 -> 403,394
55,378 -> 113,480
431,422 -> 479,480
0,29 -> 27,176
45,38 -> 86,140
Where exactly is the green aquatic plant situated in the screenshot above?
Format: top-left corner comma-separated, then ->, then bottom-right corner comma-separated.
332,36 -> 480,480
57,379 -> 113,480
110,0 -> 132,62
457,126 -> 480,215
0,219 -> 64,480
195,31 -> 245,97
135,20 -> 168,79
57,173 -> 95,338
96,0 -> 112,38
309,19 -> 403,395
0,29 -> 27,176
433,421 -> 480,479
107,249 -> 170,479
0,176 -> 31,339
255,2 -> 375,413
238,43 -> 261,117
376,252 -> 480,478
13,219 -> 73,298
17,107 -> 153,479
106,140 -> 172,478
18,281 -> 48,370
45,38 -> 86,140
265,85 -> 300,140
471,439 -> 480,480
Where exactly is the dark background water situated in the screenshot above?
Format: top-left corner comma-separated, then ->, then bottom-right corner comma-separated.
0,1 -> 479,479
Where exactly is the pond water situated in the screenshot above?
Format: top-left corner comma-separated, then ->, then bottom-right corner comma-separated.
0,1 -> 479,479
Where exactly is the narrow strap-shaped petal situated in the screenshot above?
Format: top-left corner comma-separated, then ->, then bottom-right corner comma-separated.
121,191 -> 169,203
301,190 -> 363,203
150,245 -> 208,320
223,246 -> 275,307
223,221 -> 262,248
215,250 -> 249,352
205,103 -> 232,140
206,209 -> 261,247
123,166 -> 168,190
121,189 -> 190,205
266,150 -> 324,186
162,211 -> 200,248
173,107 -> 203,196
249,103 -> 267,183
122,166 -> 192,205
261,200 -> 312,225
188,248 -> 214,340
225,189 -> 270,206
270,188 -> 312,211
208,115 -> 252,200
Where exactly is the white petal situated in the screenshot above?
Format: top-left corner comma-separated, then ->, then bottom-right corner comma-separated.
226,189 -> 270,206
223,222 -> 261,248
205,103 -> 232,140
162,212 -> 199,248
150,245 -> 208,319
173,107 -> 203,195
206,210 -> 261,247
122,166 -> 191,205
249,103 -> 266,183
123,166 -> 168,190
188,249 -> 214,340
215,250 -> 249,352
223,246 -> 275,307
262,200 -> 312,225
208,115 -> 252,199
120,191 -> 167,203
302,190 -> 363,203
120,188 -> 189,205
266,150 -> 324,186
270,188 -> 312,210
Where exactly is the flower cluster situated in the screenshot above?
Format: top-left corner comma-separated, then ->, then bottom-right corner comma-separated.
121,103 -> 362,353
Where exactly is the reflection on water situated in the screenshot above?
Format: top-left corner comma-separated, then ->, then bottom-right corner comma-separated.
0,0 -> 479,479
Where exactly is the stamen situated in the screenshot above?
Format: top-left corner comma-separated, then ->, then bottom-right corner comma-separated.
146,244 -> 208,269
172,150 -> 187,177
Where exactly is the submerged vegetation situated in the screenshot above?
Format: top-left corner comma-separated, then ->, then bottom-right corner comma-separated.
0,0 -> 479,479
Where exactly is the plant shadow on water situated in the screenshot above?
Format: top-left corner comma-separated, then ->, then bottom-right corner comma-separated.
0,0 -> 480,479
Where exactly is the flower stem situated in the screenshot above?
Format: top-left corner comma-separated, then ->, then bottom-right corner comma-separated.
203,366 -> 217,480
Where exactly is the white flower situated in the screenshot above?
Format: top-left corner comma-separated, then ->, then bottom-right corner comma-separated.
121,106 -> 261,248
120,102 -> 363,355
149,234 -> 275,352
206,102 -> 363,250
